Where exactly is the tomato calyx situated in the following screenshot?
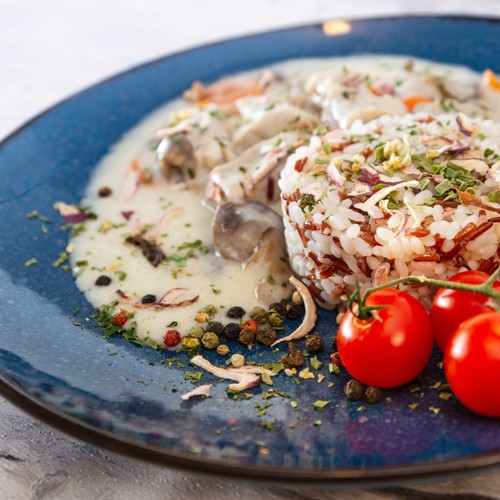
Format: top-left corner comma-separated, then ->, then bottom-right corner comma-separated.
349,268 -> 500,320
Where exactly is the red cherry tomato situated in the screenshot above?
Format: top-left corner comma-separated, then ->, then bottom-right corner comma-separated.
337,288 -> 434,388
431,271 -> 500,352
445,312 -> 500,418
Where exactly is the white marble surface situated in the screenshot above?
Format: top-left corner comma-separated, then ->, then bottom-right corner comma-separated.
1,1 -> 500,498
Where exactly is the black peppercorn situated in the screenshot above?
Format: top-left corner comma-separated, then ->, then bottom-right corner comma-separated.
305,334 -> 324,353
95,275 -> 111,286
344,379 -> 364,400
283,342 -> 305,368
286,303 -> 302,319
269,302 -> 286,317
98,186 -> 112,197
256,327 -> 276,347
141,294 -> 157,304
238,328 -> 255,345
222,323 -> 241,342
208,321 -> 224,336
226,306 -> 245,319
365,386 -> 381,404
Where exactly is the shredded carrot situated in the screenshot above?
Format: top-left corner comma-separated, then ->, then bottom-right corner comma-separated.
403,95 -> 433,111
482,69 -> 500,91
185,76 -> 260,106
130,159 -> 141,171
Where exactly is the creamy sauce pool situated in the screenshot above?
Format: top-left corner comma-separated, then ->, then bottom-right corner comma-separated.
70,55 -> 485,347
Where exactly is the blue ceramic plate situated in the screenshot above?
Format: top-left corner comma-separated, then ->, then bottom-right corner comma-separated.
1,16 -> 499,486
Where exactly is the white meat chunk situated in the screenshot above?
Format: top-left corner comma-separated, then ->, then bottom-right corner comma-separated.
232,96 -> 317,152
206,131 -> 301,205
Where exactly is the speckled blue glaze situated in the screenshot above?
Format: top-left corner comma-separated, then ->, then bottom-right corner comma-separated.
0,16 -> 499,483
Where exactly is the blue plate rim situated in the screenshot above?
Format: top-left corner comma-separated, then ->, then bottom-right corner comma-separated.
1,14 -> 500,486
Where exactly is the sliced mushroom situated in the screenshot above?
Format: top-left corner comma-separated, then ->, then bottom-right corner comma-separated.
156,133 -> 196,183
212,200 -> 283,262
244,227 -> 294,303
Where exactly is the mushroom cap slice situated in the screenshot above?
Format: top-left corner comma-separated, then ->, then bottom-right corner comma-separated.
213,200 -> 283,262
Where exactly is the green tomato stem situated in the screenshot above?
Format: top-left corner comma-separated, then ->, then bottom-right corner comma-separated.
353,267 -> 500,320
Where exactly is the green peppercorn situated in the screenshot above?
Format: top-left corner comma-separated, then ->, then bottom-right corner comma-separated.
267,311 -> 284,328
201,332 -> 220,350
365,386 -> 381,404
286,303 -> 302,319
238,328 -> 255,345
181,337 -> 201,356
269,302 -> 287,316
200,304 -> 218,317
305,334 -> 324,353
227,306 -> 245,319
344,379 -> 364,400
283,342 -> 305,368
256,327 -> 276,347
187,326 -> 205,339
208,321 -> 224,336
222,322 -> 240,342
249,307 -> 268,324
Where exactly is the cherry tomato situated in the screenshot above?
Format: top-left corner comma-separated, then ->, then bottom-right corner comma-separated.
431,271 -> 500,352
337,288 -> 433,388
445,312 -> 500,418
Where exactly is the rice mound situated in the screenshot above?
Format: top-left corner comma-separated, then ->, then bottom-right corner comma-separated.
279,112 -> 500,309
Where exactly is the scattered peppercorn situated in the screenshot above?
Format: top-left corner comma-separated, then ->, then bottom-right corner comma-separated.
305,334 -> 324,353
163,329 -> 181,347
365,386 -> 381,404
267,311 -> 284,329
344,379 -> 364,400
286,303 -> 302,320
95,275 -> 112,286
227,306 -> 245,319
200,304 -> 218,317
256,327 -> 276,347
181,336 -> 201,356
283,342 -> 305,368
187,326 -> 205,339
112,311 -> 128,327
98,186 -> 112,197
195,312 -> 210,323
207,321 -> 224,336
201,332 -> 220,350
249,307 -> 268,324
230,353 -> 245,368
141,294 -> 157,304
269,302 -> 287,316
330,351 -> 343,366
216,344 -> 229,356
239,328 -> 255,345
292,291 -> 303,305
222,323 -> 241,341
241,319 -> 258,333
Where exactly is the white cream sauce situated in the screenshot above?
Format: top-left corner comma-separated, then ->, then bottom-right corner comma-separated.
70,55 -> 486,347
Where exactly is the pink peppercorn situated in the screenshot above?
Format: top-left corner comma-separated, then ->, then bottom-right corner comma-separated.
163,329 -> 181,347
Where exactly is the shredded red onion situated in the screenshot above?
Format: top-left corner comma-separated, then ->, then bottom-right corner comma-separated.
358,167 -> 381,186
63,212 -> 89,224
395,213 -> 409,236
456,115 -> 472,137
121,210 -> 134,220
448,145 -> 471,156
115,288 -> 199,309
